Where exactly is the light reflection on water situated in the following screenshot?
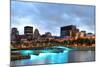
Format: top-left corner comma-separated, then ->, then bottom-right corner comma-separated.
11,46 -> 95,66
68,51 -> 95,63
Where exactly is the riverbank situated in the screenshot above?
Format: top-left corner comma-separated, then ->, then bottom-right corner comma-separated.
11,45 -> 95,51
11,55 -> 30,61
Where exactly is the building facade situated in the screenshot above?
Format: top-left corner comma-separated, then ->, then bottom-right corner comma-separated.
60,25 -> 78,37
24,26 -> 33,40
79,31 -> 86,38
33,28 -> 40,39
11,28 -> 19,41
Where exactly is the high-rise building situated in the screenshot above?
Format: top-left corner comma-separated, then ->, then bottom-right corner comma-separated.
24,26 -> 33,35
24,26 -> 33,40
60,25 -> 78,37
11,28 -> 19,41
33,28 -> 40,39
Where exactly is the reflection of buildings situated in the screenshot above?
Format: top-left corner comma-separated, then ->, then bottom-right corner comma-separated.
11,28 -> 19,41
24,26 -> 33,40
60,25 -> 79,37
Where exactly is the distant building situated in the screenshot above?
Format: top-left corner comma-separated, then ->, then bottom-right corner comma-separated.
11,28 -> 19,41
33,28 -> 40,39
45,32 -> 52,37
60,25 -> 78,37
24,26 -> 33,35
79,31 -> 86,38
19,35 -> 27,41
11,28 -> 19,35
86,33 -> 93,36
75,29 -> 80,39
86,33 -> 94,38
40,32 -> 52,41
24,26 -> 33,40
40,34 -> 47,40
54,36 -> 71,40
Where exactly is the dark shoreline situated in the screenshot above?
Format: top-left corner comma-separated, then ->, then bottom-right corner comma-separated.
11,46 -> 95,51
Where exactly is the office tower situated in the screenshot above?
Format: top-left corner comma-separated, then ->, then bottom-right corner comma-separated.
24,26 -> 33,40
60,25 -> 78,37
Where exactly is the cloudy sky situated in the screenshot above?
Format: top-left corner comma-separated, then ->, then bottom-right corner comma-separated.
11,1 -> 95,36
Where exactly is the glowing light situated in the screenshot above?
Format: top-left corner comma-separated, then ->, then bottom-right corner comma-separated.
41,50 -> 53,53
19,46 -> 73,64
20,50 -> 34,55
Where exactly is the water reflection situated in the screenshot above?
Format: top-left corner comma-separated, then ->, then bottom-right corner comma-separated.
68,51 -> 95,63
11,46 -> 95,66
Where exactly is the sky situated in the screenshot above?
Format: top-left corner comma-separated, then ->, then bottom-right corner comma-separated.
11,1 -> 95,36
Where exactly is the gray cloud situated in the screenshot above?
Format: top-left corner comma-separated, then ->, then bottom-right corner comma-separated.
11,1 -> 95,36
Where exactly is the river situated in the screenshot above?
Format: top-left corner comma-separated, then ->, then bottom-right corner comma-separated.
11,46 -> 95,66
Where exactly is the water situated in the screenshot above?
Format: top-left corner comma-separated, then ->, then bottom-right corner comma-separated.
68,51 -> 95,63
11,46 -> 95,66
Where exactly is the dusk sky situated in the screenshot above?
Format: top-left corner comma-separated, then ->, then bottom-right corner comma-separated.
11,1 -> 95,36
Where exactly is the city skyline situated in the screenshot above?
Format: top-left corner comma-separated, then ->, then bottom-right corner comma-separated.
11,1 -> 95,36
11,25 -> 94,36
